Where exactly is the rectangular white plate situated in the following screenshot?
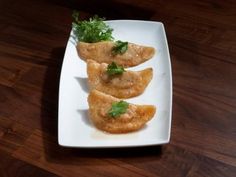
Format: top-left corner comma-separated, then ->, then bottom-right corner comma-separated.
58,20 -> 172,148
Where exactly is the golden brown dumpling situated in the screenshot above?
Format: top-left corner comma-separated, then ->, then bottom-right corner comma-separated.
87,90 -> 156,133
87,60 -> 153,98
78,41 -> 155,67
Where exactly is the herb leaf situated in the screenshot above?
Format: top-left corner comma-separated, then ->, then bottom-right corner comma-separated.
112,40 -> 128,55
72,11 -> 114,43
108,101 -> 129,118
106,62 -> 125,75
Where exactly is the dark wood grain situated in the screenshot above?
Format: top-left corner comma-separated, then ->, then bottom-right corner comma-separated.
0,149 -> 58,177
0,0 -> 236,176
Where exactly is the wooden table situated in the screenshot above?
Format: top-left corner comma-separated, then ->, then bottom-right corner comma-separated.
0,0 -> 236,176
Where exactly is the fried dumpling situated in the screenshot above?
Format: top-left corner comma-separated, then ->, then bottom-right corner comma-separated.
88,90 -> 156,133
87,60 -> 153,98
78,41 -> 155,67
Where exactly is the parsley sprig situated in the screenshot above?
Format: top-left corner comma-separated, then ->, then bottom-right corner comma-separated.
106,62 -> 125,75
112,40 -> 128,55
108,101 -> 129,118
72,11 -> 114,43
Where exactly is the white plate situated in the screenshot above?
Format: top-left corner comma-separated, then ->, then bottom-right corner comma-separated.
58,20 -> 172,148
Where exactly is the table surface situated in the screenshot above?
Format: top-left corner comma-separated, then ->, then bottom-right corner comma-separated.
0,0 -> 236,176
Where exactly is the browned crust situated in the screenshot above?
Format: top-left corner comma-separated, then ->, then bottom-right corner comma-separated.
78,41 -> 155,67
87,60 -> 153,98
87,90 -> 156,133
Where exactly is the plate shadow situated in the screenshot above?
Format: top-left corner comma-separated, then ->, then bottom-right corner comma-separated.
74,76 -> 89,93
77,109 -> 91,127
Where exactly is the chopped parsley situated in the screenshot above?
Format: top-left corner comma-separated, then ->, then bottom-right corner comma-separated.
108,101 -> 129,118
112,40 -> 128,55
106,62 -> 125,75
72,11 -> 114,43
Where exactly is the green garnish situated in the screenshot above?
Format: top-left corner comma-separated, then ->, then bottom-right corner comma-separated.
112,40 -> 128,55
108,101 -> 129,118
106,62 -> 125,75
72,11 -> 114,43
